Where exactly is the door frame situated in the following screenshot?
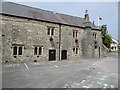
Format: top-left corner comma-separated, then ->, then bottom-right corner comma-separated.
49,49 -> 56,61
61,50 -> 67,60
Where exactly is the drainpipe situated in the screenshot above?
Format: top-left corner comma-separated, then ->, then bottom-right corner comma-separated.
59,24 -> 61,61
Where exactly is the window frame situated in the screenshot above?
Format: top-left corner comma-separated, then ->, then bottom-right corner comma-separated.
12,44 -> 24,56
47,27 -> 55,36
18,46 -> 22,55
34,46 -> 43,56
73,47 -> 79,55
73,30 -> 78,38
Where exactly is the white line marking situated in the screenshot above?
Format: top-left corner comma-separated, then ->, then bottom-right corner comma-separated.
81,79 -> 86,83
110,85 -> 114,88
103,86 -> 107,89
54,65 -> 58,67
104,84 -> 108,87
98,72 -> 101,74
76,83 -> 80,85
97,82 -> 101,85
24,63 -> 29,70
82,86 -> 89,88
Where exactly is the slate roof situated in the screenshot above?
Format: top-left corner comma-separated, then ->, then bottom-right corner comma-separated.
112,38 -> 118,44
1,2 -> 99,30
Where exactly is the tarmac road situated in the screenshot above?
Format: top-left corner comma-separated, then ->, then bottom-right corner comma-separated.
2,52 -> 118,89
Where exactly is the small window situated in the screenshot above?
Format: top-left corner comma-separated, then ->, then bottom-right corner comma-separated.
73,47 -> 75,52
73,31 -> 75,37
47,27 -> 54,36
12,45 -> 24,56
48,28 -> 50,35
93,32 -> 97,40
13,46 -> 17,55
39,47 -> 42,55
73,31 -> 78,38
51,28 -> 54,35
111,47 -> 113,50
18,46 -> 22,55
76,32 -> 78,37
76,48 -> 78,54
34,46 -> 43,56
73,47 -> 79,55
34,47 -> 37,55
95,34 -> 97,39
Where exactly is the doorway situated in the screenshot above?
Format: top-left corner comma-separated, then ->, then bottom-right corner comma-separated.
49,50 -> 56,61
61,50 -> 67,60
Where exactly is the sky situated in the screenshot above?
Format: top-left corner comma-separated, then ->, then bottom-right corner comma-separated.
3,1 -> 119,40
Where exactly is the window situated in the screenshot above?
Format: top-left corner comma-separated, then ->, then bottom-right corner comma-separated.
73,47 -> 75,52
12,45 -> 24,56
76,31 -> 78,37
73,31 -> 75,37
48,28 -> 50,35
39,47 -> 42,55
51,28 -> 54,35
47,27 -> 54,36
34,47 -> 37,55
111,47 -> 113,50
73,31 -> 78,38
34,46 -> 43,56
18,47 -> 22,55
73,47 -> 79,55
13,46 -> 17,55
93,32 -> 97,40
76,48 -> 78,54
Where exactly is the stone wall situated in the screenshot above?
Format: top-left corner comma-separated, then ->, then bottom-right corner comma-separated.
1,15 -> 60,62
1,15 -> 103,63
60,25 -> 84,60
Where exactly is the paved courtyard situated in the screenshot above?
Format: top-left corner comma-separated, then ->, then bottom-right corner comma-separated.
2,52 -> 119,89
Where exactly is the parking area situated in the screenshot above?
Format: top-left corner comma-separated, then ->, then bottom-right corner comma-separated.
2,52 -> 119,88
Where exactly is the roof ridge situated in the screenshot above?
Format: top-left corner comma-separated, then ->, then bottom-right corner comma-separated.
2,1 -> 55,14
3,1 -> 83,19
56,12 -> 83,19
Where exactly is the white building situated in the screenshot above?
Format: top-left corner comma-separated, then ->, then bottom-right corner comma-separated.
110,38 -> 118,52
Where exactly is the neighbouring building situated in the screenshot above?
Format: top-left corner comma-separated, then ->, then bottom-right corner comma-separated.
110,38 -> 118,52
0,2 -> 108,63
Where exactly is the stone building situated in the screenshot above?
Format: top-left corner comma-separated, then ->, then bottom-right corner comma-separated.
1,2 -> 106,63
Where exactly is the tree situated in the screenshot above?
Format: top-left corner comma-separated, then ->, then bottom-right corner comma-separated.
100,25 -> 112,48
101,25 -> 107,36
102,34 -> 112,48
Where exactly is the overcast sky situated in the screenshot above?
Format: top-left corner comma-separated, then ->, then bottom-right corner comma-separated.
3,1 -> 119,40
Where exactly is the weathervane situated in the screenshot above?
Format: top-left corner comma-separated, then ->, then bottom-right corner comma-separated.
85,10 -> 88,14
